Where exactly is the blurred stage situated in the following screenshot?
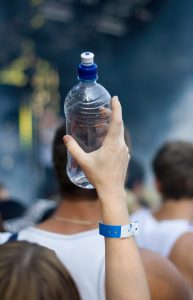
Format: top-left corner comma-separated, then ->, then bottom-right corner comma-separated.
0,0 -> 193,202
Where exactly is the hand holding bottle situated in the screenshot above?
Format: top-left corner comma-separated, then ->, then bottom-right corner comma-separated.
63,96 -> 129,201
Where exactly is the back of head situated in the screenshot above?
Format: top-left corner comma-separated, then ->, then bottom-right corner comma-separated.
0,199 -> 26,220
0,241 -> 80,300
52,122 -> 98,200
126,158 -> 145,190
152,141 -> 193,200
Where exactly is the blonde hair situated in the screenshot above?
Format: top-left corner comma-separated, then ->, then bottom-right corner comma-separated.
0,241 -> 80,300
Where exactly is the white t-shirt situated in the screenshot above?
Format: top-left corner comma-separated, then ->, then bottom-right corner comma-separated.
131,208 -> 193,257
0,232 -> 12,244
15,227 -> 105,300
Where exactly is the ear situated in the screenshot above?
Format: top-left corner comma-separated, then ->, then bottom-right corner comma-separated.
155,180 -> 162,193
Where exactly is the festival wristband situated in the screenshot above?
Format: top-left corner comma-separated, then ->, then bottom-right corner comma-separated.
99,222 -> 138,238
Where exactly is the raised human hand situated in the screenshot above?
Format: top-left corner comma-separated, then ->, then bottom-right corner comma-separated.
63,96 -> 130,200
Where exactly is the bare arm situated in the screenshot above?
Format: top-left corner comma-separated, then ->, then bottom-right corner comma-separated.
141,249 -> 193,300
64,96 -> 150,300
169,232 -> 193,290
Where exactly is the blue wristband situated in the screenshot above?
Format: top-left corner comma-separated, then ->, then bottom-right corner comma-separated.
99,222 -> 138,238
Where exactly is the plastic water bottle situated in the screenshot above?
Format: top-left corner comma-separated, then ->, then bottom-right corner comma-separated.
64,52 -> 111,189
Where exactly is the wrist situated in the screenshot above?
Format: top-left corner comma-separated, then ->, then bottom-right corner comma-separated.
101,202 -> 130,225
97,187 -> 126,204
99,190 -> 130,225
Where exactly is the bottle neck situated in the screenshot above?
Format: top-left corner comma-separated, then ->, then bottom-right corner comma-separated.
79,79 -> 97,86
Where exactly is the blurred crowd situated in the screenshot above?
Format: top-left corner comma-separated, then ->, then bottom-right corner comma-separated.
0,113 -> 193,300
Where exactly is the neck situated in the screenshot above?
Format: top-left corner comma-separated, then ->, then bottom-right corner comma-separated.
154,198 -> 193,222
54,197 -> 102,220
37,196 -> 102,234
79,80 -> 96,86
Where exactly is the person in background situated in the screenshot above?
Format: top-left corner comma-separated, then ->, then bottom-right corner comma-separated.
0,182 -> 27,233
0,215 -> 4,232
0,241 -> 80,300
0,198 -> 26,233
0,183 -> 9,200
3,199 -> 57,233
126,158 -> 160,213
0,183 -> 56,234
0,182 -> 8,232
131,141 -> 193,290
125,158 -> 147,212
5,100 -> 192,300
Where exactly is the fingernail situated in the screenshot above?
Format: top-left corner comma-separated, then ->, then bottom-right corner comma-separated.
63,135 -> 71,144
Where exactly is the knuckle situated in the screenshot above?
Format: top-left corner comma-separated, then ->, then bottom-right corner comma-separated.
116,119 -> 122,128
120,145 -> 130,160
125,146 -> 129,155
119,142 -> 127,151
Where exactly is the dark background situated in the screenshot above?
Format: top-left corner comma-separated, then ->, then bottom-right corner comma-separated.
0,0 -> 192,203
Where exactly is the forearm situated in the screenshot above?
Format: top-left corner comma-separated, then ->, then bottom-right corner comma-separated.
100,191 -> 151,300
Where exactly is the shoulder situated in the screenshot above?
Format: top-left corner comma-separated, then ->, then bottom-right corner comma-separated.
0,232 -> 11,244
140,248 -> 192,300
169,232 -> 193,288
133,214 -> 192,256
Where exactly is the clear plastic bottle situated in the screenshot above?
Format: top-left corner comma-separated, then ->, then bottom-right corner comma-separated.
64,52 -> 111,189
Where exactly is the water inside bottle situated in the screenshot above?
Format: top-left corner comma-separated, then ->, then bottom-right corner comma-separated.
66,108 -> 111,189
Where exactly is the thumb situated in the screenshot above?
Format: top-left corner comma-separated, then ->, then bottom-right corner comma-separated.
63,135 -> 87,166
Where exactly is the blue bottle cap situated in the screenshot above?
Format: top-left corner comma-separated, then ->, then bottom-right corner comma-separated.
78,52 -> 98,81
